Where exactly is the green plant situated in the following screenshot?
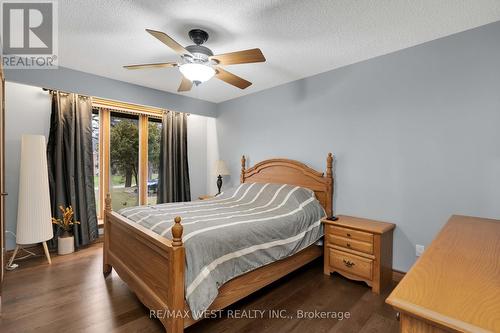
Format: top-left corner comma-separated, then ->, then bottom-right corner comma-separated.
110,119 -> 139,187
52,206 -> 80,237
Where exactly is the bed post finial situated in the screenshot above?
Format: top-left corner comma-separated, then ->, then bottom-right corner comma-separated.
240,155 -> 246,183
105,193 -> 112,212
172,216 -> 183,247
327,153 -> 333,178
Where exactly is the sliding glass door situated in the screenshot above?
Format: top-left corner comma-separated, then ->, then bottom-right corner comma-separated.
92,105 -> 163,217
148,119 -> 162,205
109,112 -> 140,211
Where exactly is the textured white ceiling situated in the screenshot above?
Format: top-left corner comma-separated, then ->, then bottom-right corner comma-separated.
59,0 -> 500,103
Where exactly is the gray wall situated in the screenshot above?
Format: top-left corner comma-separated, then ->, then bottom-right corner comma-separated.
4,81 -> 212,250
5,66 -> 217,117
216,21 -> 500,272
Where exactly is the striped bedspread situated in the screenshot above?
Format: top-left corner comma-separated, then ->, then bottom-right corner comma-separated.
118,182 -> 325,319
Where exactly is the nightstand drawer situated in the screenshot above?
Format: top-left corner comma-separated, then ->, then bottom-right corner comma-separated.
330,225 -> 373,243
330,235 -> 373,254
329,249 -> 373,280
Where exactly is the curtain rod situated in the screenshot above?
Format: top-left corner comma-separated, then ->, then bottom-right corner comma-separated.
42,87 -> 72,95
41,88 -> 190,116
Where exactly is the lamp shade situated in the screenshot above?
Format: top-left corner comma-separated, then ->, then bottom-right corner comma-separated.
16,135 -> 53,244
214,160 -> 230,176
179,63 -> 216,83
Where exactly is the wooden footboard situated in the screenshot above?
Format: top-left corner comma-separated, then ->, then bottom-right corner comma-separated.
103,194 -> 185,333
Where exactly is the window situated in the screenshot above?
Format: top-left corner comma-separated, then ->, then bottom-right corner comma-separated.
109,112 -> 139,211
91,99 -> 165,217
148,119 -> 162,205
91,110 -> 100,215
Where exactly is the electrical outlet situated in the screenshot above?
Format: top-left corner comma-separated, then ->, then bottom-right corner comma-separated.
416,244 -> 425,257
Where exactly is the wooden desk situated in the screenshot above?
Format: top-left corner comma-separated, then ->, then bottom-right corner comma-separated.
386,215 -> 500,333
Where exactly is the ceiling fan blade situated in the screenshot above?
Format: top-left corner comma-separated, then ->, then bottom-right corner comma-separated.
123,62 -> 177,70
178,76 -> 193,92
215,67 -> 252,89
210,48 -> 266,66
146,29 -> 191,56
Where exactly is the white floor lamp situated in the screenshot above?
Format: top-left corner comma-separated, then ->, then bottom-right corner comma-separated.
8,135 -> 53,267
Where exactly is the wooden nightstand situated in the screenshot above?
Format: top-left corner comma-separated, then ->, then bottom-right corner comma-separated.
198,195 -> 215,200
322,215 -> 395,294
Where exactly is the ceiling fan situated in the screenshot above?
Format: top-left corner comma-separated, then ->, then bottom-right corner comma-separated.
123,29 -> 266,92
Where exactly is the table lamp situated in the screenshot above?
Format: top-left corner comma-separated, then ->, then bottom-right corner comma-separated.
214,160 -> 230,195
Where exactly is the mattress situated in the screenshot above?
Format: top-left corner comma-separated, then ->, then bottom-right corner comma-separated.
118,182 -> 325,319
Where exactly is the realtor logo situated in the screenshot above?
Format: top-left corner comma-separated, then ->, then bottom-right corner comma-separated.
1,0 -> 58,68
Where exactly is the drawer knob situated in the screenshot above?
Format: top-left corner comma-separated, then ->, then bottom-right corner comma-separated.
343,259 -> 355,268
346,233 -> 351,237
346,243 -> 351,248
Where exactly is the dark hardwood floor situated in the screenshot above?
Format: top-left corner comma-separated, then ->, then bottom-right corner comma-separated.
0,243 -> 399,333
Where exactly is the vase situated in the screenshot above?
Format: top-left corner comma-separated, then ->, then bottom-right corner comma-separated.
58,235 -> 75,255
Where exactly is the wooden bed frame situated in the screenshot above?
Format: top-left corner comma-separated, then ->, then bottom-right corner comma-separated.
103,153 -> 334,332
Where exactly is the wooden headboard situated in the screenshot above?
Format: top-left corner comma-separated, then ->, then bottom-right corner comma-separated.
240,154 -> 334,217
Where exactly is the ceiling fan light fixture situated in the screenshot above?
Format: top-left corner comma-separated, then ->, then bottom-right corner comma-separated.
126,29 -> 266,91
179,63 -> 215,83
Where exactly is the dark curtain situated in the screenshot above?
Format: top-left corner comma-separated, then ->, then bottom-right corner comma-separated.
47,92 -> 98,249
157,111 -> 191,203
